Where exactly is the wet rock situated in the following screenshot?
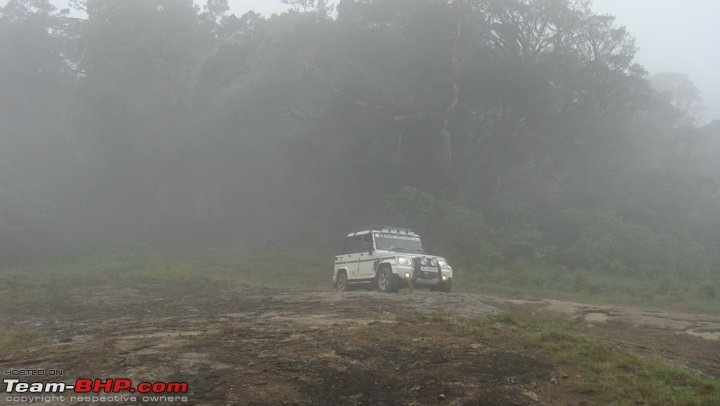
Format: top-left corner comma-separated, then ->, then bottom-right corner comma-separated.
522,390 -> 541,402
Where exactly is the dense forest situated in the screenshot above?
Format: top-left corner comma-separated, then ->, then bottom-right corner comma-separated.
1,0 -> 718,298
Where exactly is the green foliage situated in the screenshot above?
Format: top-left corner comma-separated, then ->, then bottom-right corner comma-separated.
521,320 -> 720,405
698,120 -> 720,182
698,283 -> 718,301
383,187 -> 493,270
553,172 -> 719,276
458,265 -> 720,314
0,166 -> 49,266
418,314 -> 720,405
0,0 -> 719,301
0,324 -> 38,358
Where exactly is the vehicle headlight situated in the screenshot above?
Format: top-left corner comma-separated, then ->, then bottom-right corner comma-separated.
397,257 -> 411,266
438,260 -> 448,268
430,258 -> 438,267
420,258 -> 428,266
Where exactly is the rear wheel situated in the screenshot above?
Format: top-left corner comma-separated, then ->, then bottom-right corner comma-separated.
376,267 -> 398,293
336,271 -> 349,292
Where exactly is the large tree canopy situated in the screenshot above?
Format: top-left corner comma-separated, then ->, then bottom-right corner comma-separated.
0,0 -> 718,284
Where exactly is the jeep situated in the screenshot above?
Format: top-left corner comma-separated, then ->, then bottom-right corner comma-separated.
333,226 -> 453,293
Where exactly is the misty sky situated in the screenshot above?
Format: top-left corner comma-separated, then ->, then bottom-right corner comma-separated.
594,0 -> 720,124
228,0 -> 289,16
3,0 -> 718,123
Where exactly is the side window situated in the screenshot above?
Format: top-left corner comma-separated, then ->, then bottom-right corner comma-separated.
343,234 -> 373,254
360,234 -> 373,253
343,237 -> 354,254
343,236 -> 361,254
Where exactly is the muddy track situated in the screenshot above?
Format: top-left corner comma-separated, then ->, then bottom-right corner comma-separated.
1,287 -> 719,405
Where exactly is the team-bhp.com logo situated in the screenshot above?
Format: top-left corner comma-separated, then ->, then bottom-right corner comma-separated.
4,378 -> 189,403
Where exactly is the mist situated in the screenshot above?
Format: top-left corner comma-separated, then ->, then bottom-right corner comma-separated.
2,1 -> 720,403
1,0 -> 718,272
595,0 -> 720,125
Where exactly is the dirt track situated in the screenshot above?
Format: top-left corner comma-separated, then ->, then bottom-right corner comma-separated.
2,282 -> 719,405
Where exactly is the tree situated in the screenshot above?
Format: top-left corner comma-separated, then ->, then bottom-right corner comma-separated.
0,0 -> 717,283
650,72 -> 705,125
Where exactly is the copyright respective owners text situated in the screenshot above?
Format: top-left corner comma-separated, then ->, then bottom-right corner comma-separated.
3,368 -> 190,404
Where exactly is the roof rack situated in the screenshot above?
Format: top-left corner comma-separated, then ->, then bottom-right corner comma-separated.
349,225 -> 417,234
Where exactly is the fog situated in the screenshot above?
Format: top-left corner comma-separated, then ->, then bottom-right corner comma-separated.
243,0 -> 720,124
227,0 -> 290,16
595,0 -> 720,124
6,0 -> 718,122
1,0 -> 719,299
2,1 -> 720,402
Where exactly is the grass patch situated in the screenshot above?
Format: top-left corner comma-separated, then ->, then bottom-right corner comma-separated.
0,246 -> 334,316
2,245 -> 719,315
456,266 -> 720,314
0,245 -> 333,292
361,312 -> 720,404
0,325 -> 39,358
526,324 -> 720,404
445,313 -> 720,405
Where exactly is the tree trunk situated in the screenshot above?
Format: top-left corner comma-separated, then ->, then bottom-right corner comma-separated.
441,18 -> 463,164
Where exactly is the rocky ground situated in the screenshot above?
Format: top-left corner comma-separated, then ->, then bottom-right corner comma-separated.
1,280 -> 719,405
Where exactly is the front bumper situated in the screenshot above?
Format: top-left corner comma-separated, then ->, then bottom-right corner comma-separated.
394,264 -> 452,285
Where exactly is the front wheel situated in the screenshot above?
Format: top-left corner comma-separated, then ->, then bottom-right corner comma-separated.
336,271 -> 349,292
376,267 -> 398,293
439,279 -> 452,293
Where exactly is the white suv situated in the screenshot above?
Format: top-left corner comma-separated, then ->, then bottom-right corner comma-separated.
333,227 -> 453,293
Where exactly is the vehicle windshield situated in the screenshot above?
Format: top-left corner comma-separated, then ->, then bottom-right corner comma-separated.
373,233 -> 424,254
